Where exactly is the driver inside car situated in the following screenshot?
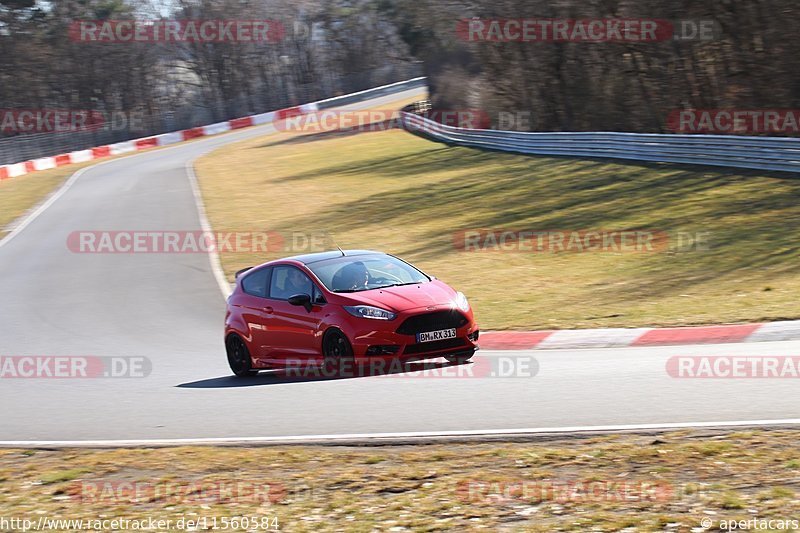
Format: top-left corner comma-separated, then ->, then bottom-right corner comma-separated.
337,262 -> 370,291
277,268 -> 313,299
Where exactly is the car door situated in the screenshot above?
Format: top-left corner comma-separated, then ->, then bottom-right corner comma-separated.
265,265 -> 325,365
237,267 -> 275,363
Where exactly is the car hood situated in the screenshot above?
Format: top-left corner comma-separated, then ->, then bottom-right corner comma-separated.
340,280 -> 458,312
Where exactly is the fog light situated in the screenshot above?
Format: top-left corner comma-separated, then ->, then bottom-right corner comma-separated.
366,345 -> 400,356
468,330 -> 479,342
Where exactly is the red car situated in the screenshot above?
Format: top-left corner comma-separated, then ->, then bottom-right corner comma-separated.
224,250 -> 479,376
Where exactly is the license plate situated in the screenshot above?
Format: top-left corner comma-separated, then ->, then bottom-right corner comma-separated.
417,328 -> 457,343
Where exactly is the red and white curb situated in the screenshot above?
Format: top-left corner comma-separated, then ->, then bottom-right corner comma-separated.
0,104 -> 320,181
480,320 -> 800,350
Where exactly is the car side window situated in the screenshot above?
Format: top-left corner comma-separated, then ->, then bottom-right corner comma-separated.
241,268 -> 270,298
269,266 -> 314,301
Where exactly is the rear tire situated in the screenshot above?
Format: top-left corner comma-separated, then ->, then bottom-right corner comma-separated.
322,329 -> 354,374
227,335 -> 258,377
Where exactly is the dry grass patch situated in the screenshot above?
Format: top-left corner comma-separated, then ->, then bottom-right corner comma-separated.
1,431 -> 799,531
196,118 -> 800,329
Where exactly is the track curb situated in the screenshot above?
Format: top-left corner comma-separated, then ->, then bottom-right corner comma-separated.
480,320 -> 800,350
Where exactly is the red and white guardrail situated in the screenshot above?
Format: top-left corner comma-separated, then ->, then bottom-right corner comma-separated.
0,76 -> 427,181
0,103 -> 320,181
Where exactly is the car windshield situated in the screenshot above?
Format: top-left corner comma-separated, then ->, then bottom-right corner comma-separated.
308,255 -> 430,293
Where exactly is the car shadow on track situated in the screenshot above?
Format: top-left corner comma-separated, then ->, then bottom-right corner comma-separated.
176,359 -> 474,388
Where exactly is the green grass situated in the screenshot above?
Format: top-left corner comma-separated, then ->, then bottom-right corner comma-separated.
196,119 -> 800,330
718,492 -> 747,509
39,468 -> 88,485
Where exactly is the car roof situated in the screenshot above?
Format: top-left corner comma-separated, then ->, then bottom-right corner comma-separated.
236,250 -> 387,280
284,250 -> 383,265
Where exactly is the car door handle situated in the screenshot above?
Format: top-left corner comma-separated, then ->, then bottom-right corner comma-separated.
261,306 -> 273,314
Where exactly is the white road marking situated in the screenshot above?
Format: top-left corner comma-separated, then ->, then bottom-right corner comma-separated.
0,166 -> 89,251
0,128 -> 273,252
3,419 -> 800,448
185,159 -> 233,298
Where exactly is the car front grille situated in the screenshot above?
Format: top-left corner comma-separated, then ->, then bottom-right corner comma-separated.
403,337 -> 467,355
396,310 -> 469,336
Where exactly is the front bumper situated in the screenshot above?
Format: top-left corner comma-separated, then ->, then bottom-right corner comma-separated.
346,309 -> 479,362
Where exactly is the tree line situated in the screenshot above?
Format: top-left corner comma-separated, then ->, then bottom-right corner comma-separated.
1,0 -> 797,135
0,0 -> 416,136
394,0 -> 800,133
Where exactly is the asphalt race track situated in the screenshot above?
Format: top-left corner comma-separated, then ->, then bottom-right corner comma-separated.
1,88 -> 798,444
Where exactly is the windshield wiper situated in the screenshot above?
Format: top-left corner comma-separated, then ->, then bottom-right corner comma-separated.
378,281 -> 423,288
333,281 -> 425,293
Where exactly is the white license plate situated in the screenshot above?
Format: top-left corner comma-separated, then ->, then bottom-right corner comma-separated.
417,328 -> 457,343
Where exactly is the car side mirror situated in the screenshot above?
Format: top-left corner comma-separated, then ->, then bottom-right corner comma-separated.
288,293 -> 313,312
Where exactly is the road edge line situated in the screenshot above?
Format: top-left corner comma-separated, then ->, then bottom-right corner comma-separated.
0,123 -> 282,252
185,158 -> 232,299
0,166 -> 89,251
3,419 -> 800,448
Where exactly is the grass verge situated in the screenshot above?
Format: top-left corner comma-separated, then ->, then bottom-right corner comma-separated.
195,117 -> 800,330
0,165 -> 81,236
1,431 -> 799,531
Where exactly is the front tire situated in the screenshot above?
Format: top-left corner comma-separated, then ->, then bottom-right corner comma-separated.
227,335 -> 258,377
322,329 -> 354,374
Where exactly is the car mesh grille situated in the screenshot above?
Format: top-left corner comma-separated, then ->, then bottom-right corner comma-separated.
403,337 -> 467,355
396,310 -> 468,335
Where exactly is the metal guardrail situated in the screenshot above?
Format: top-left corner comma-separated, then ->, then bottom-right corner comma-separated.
400,111 -> 800,173
314,77 -> 427,110
0,75 -> 429,176
0,64 -> 424,166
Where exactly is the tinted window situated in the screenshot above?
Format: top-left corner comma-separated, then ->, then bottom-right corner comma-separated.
308,255 -> 429,293
270,266 -> 314,300
241,268 -> 270,298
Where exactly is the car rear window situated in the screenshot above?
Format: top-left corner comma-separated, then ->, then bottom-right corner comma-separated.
241,268 -> 270,298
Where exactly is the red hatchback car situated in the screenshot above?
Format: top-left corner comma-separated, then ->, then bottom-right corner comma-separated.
224,250 -> 479,376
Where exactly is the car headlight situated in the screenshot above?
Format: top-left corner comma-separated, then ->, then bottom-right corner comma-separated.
344,305 -> 397,320
455,291 -> 470,312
